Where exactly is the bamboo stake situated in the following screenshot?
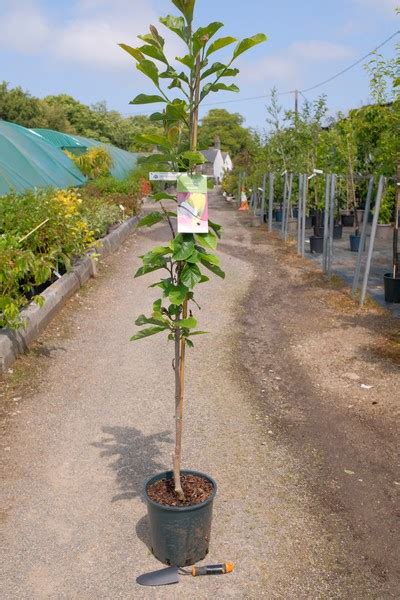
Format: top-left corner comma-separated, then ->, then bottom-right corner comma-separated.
393,163 -> 400,278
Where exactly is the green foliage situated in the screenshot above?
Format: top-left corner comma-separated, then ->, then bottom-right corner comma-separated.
198,109 -> 257,157
67,147 -> 112,179
121,0 -> 265,344
379,183 -> 395,224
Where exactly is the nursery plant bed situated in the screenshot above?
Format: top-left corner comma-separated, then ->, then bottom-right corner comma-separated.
0,215 -> 139,372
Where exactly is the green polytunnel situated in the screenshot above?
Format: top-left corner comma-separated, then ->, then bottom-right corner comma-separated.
0,121 -> 86,196
33,129 -> 140,180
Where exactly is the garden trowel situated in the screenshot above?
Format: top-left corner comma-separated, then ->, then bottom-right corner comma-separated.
137,562 -> 234,586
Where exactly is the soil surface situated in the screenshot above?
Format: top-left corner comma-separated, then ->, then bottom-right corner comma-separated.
147,474 -> 213,507
1,190 -> 399,599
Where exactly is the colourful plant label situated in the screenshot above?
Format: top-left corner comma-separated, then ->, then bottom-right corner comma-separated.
177,174 -> 208,233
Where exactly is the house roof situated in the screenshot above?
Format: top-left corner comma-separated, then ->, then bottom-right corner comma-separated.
200,148 -> 220,163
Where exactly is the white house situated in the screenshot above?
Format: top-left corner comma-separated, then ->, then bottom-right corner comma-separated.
199,136 -> 232,183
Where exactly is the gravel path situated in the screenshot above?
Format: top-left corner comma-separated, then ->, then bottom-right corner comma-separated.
1,191 -> 399,599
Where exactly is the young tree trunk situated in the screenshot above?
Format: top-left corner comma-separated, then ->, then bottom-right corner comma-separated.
393,162 -> 400,278
172,51 -> 201,500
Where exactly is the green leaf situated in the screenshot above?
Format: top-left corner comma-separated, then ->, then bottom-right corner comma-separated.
206,36 -> 237,57
201,62 -> 228,80
195,232 -> 218,250
200,82 -> 239,101
135,314 -> 168,327
198,252 -> 220,266
200,260 -> 225,279
233,33 -> 267,59
168,283 -> 189,304
186,249 -> 200,263
153,298 -> 162,313
176,54 -> 195,69
135,133 -> 170,148
176,316 -> 197,328
130,326 -> 168,341
171,0 -> 195,23
208,219 -> 222,238
138,27 -> 165,49
159,15 -> 188,42
194,22 -> 224,53
137,59 -> 160,87
130,94 -> 166,105
152,192 -> 177,202
134,261 -> 166,278
188,331 -> 208,336
141,246 -> 171,263
180,263 -> 202,288
181,150 -> 206,166
171,234 -> 195,260
185,338 -> 194,348
137,212 -> 165,228
119,43 -> 144,62
138,44 -> 168,65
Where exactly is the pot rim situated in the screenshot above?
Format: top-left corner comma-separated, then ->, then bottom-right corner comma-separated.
384,273 -> 400,281
144,469 -> 217,512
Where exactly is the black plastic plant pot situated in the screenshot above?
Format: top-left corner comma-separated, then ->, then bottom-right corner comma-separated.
305,215 -> 313,228
383,274 -> 400,303
341,214 -> 354,227
310,235 -> 324,254
333,224 -> 343,240
144,470 -> 217,567
275,208 -> 283,222
292,206 -> 299,218
349,234 -> 362,252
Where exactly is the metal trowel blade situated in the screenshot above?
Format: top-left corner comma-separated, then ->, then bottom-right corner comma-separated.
136,566 -> 179,586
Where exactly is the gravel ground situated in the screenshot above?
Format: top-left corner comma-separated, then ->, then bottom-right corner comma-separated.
1,190 -> 399,599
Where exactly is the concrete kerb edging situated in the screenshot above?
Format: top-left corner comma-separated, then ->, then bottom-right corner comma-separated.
0,216 -> 139,373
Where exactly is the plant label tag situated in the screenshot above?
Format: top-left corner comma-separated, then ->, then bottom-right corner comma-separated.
149,172 -> 180,181
177,174 -> 208,233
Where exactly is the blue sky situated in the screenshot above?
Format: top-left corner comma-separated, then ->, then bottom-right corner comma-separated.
0,0 -> 398,132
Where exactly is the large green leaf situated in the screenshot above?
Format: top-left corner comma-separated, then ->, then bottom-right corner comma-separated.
141,246 -> 171,264
200,259 -> 225,279
138,44 -> 168,65
135,314 -> 168,327
119,43 -> 144,62
201,62 -> 226,80
137,212 -> 165,228
176,316 -> 197,329
198,252 -> 220,266
195,232 -> 218,250
138,26 -> 165,49
171,234 -> 195,260
134,260 -> 167,278
135,133 -> 170,148
176,54 -> 195,69
180,263 -> 202,288
233,33 -> 267,59
206,36 -> 237,57
130,326 -> 168,341
159,15 -> 188,42
200,82 -> 239,101
194,22 -> 224,53
181,150 -> 206,166
152,192 -> 177,202
171,0 -> 195,23
168,283 -> 189,305
137,59 -> 160,87
208,219 -> 222,238
130,94 -> 166,105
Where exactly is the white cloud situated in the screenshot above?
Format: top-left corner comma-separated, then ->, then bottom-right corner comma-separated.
0,0 -> 184,70
239,40 -> 354,88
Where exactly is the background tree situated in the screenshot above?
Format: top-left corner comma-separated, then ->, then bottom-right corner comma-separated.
198,108 -> 257,156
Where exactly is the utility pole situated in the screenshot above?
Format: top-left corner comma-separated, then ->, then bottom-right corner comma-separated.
294,89 -> 299,115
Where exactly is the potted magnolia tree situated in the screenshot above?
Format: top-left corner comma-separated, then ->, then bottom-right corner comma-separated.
120,0 -> 266,567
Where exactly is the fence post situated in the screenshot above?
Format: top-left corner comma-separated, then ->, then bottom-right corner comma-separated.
327,174 -> 336,278
360,175 -> 386,306
260,173 -> 267,224
351,176 -> 374,297
297,173 -> 303,255
322,174 -> 331,273
281,172 -> 288,238
268,173 -> 274,232
301,174 -> 307,257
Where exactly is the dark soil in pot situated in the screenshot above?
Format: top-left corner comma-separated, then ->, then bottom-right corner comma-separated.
145,470 -> 216,567
383,274 -> 400,303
